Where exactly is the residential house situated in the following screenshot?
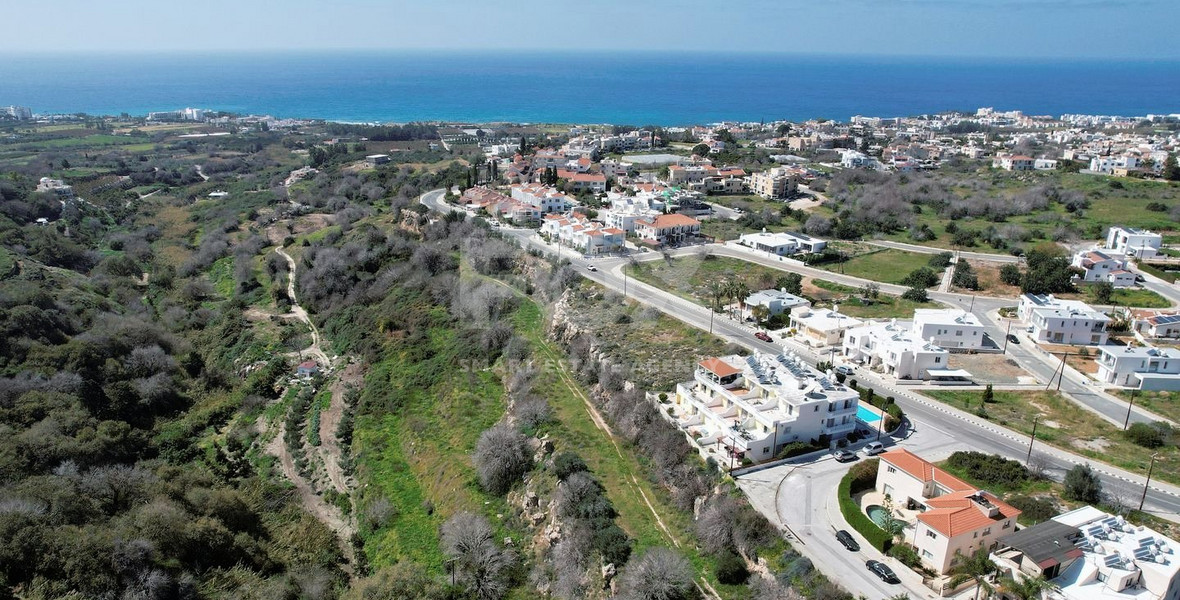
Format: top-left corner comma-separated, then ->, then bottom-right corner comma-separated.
1138,314 -> 1180,339
556,170 -> 607,194
1090,155 -> 1141,175
540,214 -> 625,255
876,449 -> 1021,574
748,166 -> 800,200
1018,294 -> 1111,345
601,194 -> 664,233
737,231 -> 827,256
1107,226 -> 1162,260
296,361 -> 321,377
365,154 -> 391,166
992,506 -> 1180,600
743,289 -> 811,321
634,213 -> 701,246
912,309 -> 987,350
35,177 -> 73,197
672,352 -> 859,464
840,150 -> 876,169
841,319 -> 950,380
1072,249 -> 1137,288
1096,345 -> 1180,390
789,306 -> 863,348
992,154 -> 1036,171
511,183 -> 573,214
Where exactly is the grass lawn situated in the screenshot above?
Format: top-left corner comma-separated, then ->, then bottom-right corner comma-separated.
629,255 -> 796,307
815,247 -> 941,285
923,389 -> 1180,488
1109,288 -> 1173,309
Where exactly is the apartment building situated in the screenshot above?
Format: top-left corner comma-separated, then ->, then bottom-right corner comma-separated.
634,213 -> 701,246
600,195 -> 663,233
1090,155 -> 1141,175
747,166 -> 799,200
1018,294 -> 1111,345
511,183 -> 573,214
841,319 -> 950,380
912,309 -> 987,350
1096,345 -> 1180,390
1072,249 -> 1137,287
743,289 -> 810,320
556,170 -> 608,194
992,154 -> 1036,171
992,506 -> 1180,600
540,214 -> 625,255
790,306 -> 864,347
1107,226 -> 1162,260
672,352 -> 860,464
876,450 -> 1021,574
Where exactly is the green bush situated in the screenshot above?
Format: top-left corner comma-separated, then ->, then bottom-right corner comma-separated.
553,451 -> 589,480
838,470 -> 893,552
1125,422 -> 1171,449
888,543 -> 922,569
945,451 -> 1030,489
1007,495 -> 1058,524
715,550 -> 750,585
778,441 -> 824,460
848,458 -> 879,493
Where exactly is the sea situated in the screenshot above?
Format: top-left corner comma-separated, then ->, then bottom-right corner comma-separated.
2,51 -> 1178,125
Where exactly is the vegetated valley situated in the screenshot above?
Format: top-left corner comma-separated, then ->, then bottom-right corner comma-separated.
0,121 -> 845,600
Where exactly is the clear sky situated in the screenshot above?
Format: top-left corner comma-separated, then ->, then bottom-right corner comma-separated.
4,0 -> 1177,59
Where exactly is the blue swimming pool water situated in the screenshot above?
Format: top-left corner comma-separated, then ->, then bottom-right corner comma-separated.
857,405 -> 881,423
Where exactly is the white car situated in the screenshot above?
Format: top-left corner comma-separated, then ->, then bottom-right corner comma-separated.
587,265 -> 598,272
863,442 -> 885,456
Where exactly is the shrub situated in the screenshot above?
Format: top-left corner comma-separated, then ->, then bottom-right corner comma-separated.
1007,495 -> 1058,524
901,267 -> 939,288
473,423 -> 532,495
1063,464 -> 1103,504
1000,263 -> 1023,286
928,252 -> 953,269
777,441 -> 822,460
1125,422 -> 1171,449
553,451 -> 589,480
945,452 -> 1030,489
848,458 -> 879,493
838,469 -> 892,552
902,285 -> 929,303
887,543 -> 922,569
715,550 -> 750,585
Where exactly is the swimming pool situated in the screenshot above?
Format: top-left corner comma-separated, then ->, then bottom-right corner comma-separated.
856,405 -> 881,423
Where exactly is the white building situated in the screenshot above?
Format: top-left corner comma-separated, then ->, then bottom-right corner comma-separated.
744,289 -> 810,320
992,154 -> 1036,171
842,319 -> 950,380
790,306 -> 863,348
877,449 -> 1021,575
634,213 -> 700,246
992,506 -> 1180,600
1090,155 -> 1141,175
912,309 -> 987,350
1018,294 -> 1111,346
4,106 -> 32,120
511,183 -> 573,214
737,230 -> 827,256
672,352 -> 860,464
840,150 -> 876,169
1072,249 -> 1137,287
600,194 -> 663,233
1107,227 -> 1162,260
540,213 -> 625,255
1137,314 -> 1180,340
1096,345 -> 1180,390
35,177 -> 73,197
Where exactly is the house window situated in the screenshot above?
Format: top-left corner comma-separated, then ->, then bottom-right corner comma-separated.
935,357 -> 942,364
887,466 -> 896,474
1003,521 -> 1012,529
814,405 -> 819,412
926,531 -> 938,539
982,528 -> 991,536
922,550 -> 933,559
763,447 -> 769,455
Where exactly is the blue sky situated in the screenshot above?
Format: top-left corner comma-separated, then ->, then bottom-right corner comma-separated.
4,0 -> 1177,59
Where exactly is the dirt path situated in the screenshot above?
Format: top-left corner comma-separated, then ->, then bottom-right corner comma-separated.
275,246 -> 330,366
318,362 -> 364,494
265,422 -> 355,574
195,164 -> 210,181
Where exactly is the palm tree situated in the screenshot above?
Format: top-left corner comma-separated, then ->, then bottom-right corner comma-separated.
732,278 -> 750,320
998,574 -> 1057,600
706,279 -> 726,313
948,549 -> 998,600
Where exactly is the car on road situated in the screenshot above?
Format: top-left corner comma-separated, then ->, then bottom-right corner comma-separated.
587,265 -> 598,272
835,530 -> 860,552
834,365 -> 854,376
833,449 -> 857,463
755,331 -> 773,342
866,560 -> 900,584
863,442 -> 885,456
1007,333 -> 1020,344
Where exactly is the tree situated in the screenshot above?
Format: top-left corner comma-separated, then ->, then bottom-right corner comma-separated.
902,285 -> 928,303
860,282 -> 881,300
441,512 -> 514,600
948,549 -> 997,600
1091,281 -> 1115,305
751,304 -> 770,325
473,424 -> 532,495
692,143 -> 711,157
999,575 -> 1057,600
1021,245 -> 1079,295
982,384 -> 994,407
1164,154 -> 1180,182
901,267 -> 939,289
952,260 -> 980,290
1000,263 -> 1023,286
1063,463 -> 1103,504
776,272 -> 803,296
706,279 -> 726,313
615,548 -> 695,600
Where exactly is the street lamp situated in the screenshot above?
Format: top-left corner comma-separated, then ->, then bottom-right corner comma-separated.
1140,453 -> 1160,513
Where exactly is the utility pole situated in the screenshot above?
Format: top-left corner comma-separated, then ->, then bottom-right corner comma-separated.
1124,388 -> 1138,430
1025,415 -> 1039,465
1140,453 -> 1159,513
623,262 -> 628,297
970,294 -> 976,313
1056,352 -> 1069,392
876,398 -> 890,441
1002,320 -> 1013,353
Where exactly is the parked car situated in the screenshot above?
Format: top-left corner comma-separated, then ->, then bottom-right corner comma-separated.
866,560 -> 900,584
833,449 -> 857,463
1007,333 -> 1020,344
755,331 -> 773,342
834,365 -> 854,376
863,442 -> 885,456
835,530 -> 860,552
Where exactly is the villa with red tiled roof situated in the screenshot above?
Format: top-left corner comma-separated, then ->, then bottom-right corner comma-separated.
875,449 -> 1021,574
634,213 -> 701,246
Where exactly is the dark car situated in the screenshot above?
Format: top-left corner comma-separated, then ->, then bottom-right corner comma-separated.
835,530 -> 860,552
834,365 -> 854,376
755,331 -> 773,342
1007,333 -> 1020,344
833,449 -> 857,463
866,560 -> 900,584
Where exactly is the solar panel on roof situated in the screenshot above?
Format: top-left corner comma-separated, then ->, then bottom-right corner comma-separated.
1153,314 -> 1180,325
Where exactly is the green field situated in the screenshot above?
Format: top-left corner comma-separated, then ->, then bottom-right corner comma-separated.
8,134 -> 149,150
629,254 -> 796,307
815,247 -> 940,285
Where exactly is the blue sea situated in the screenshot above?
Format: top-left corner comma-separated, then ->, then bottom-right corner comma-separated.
2,51 -> 1178,125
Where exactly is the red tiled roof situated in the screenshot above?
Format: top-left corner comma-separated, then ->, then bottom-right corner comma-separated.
699,357 -> 740,377
918,490 -> 1021,537
879,449 -> 973,493
639,214 -> 701,229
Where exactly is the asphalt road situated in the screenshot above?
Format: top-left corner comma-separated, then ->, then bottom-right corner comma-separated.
420,189 -> 1180,519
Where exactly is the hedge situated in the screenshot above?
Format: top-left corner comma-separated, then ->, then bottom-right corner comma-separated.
838,470 -> 893,552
